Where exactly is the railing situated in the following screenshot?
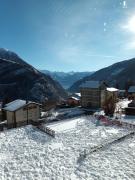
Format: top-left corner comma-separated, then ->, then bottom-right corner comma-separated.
94,114 -> 135,130
37,124 -> 55,137
77,131 -> 135,163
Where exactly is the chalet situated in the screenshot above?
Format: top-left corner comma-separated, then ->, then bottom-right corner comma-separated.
67,96 -> 80,106
80,81 -> 118,111
3,99 -> 41,128
67,93 -> 81,106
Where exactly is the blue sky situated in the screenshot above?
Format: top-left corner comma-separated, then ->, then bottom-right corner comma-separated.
0,0 -> 135,72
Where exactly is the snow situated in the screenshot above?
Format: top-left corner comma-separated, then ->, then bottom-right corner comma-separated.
0,116 -> 134,179
0,58 -> 18,64
3,99 -> 26,111
114,99 -> 135,125
75,93 -> 81,97
120,115 -> 135,125
3,99 -> 41,112
74,135 -> 135,180
116,99 -> 131,110
46,117 -> 85,132
70,96 -> 80,101
107,87 -> 118,92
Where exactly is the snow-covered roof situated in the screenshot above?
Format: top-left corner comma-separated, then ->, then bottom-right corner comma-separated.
4,99 -> 26,111
106,87 -> 118,92
80,81 -> 100,88
3,99 -> 41,112
128,86 -> 135,93
69,96 -> 80,101
75,93 -> 81,97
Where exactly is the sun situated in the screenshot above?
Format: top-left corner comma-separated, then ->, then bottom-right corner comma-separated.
124,16 -> 135,33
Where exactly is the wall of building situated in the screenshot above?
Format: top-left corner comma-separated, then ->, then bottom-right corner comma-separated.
16,103 -> 40,125
101,90 -> 106,108
81,88 -> 101,108
27,103 -> 40,122
67,98 -> 80,106
7,111 -> 15,128
6,103 -> 40,128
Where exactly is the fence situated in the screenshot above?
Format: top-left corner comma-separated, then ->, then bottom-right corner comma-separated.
77,131 -> 135,164
94,114 -> 135,130
37,124 -> 55,137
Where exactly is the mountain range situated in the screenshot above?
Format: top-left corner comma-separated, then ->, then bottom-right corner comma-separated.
1,48 -> 135,101
69,58 -> 135,92
41,70 -> 93,89
0,48 -> 67,102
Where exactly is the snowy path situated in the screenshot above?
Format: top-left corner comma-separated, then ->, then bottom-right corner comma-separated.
0,116 -> 134,179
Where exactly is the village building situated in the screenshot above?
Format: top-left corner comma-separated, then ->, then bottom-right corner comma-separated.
80,81 -> 118,113
80,81 -> 106,108
67,96 -> 80,106
74,93 -> 81,98
118,90 -> 126,98
124,86 -> 135,115
67,93 -> 81,106
3,99 -> 41,128
128,86 -> 135,100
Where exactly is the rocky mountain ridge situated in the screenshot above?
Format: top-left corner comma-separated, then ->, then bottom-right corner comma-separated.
0,48 -> 67,102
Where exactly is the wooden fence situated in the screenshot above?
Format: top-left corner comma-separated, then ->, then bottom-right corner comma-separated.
37,124 -> 55,137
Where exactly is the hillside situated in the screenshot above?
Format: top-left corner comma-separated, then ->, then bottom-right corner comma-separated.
41,70 -> 93,89
0,48 -> 67,102
69,58 -> 135,92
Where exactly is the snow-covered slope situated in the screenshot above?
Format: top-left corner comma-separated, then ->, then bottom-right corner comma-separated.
0,116 -> 134,179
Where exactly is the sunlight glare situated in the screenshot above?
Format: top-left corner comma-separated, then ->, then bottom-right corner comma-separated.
124,16 -> 135,33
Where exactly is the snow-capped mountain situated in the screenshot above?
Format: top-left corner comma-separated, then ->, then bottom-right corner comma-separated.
41,70 -> 94,89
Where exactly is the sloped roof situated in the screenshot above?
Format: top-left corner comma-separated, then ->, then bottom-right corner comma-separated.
3,99 -> 41,112
4,100 -> 26,111
128,86 -> 135,93
69,96 -> 80,101
80,81 -> 100,88
74,93 -> 81,97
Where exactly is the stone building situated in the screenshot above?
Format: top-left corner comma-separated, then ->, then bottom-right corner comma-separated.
80,81 -> 118,110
